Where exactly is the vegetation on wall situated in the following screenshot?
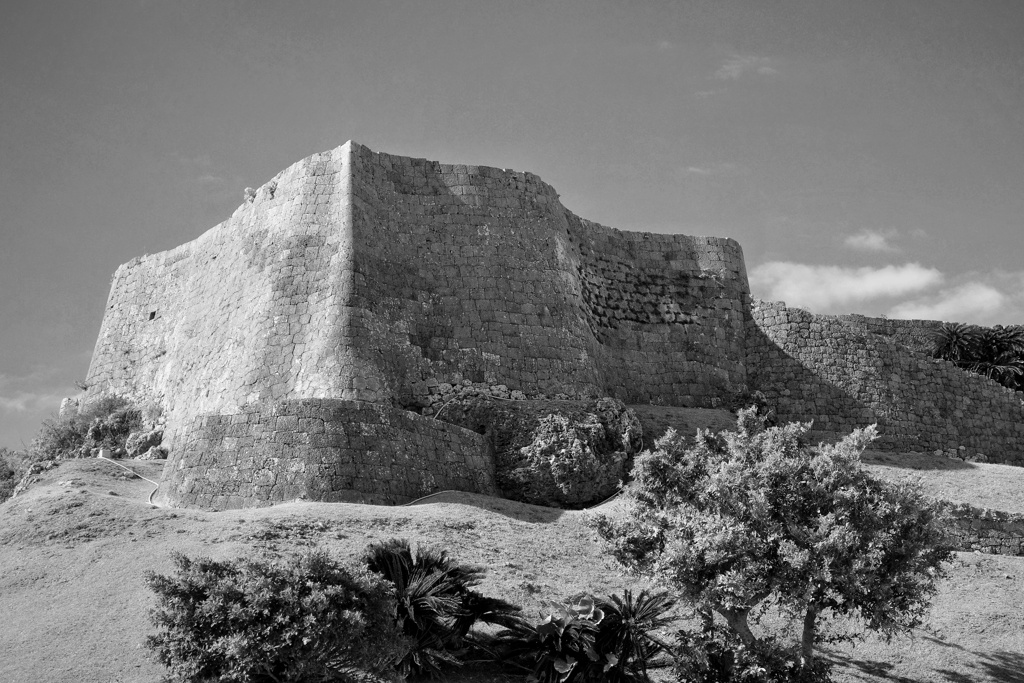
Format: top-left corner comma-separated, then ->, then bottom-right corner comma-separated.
31,395 -> 141,460
595,409 -> 954,681
933,322 -> 1024,391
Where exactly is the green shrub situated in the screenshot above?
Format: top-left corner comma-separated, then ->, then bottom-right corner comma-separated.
145,551 -> 407,683
499,593 -> 607,683
31,395 -> 141,460
363,538 -> 521,678
499,591 -> 675,683
595,591 -> 676,682
0,447 -> 28,502
596,409 -> 953,676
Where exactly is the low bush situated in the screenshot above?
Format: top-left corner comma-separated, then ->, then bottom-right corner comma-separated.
498,591 -> 675,683
31,395 -> 141,460
0,447 -> 29,502
145,551 -> 407,683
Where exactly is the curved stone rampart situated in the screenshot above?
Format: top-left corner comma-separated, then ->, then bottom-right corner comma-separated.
159,399 -> 495,508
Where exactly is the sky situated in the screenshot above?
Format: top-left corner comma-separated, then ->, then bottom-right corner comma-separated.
3,0 -> 1024,449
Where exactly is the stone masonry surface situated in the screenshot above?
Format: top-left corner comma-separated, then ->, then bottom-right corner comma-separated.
748,301 -> 1024,464
80,141 -> 1024,509
941,501 -> 1024,557
163,399 -> 494,508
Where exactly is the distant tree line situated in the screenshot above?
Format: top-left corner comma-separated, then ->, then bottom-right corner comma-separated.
933,322 -> 1024,392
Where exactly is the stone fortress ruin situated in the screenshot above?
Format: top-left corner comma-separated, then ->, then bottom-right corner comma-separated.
78,141 -> 1024,510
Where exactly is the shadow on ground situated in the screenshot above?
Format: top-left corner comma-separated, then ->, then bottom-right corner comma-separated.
404,490 -> 566,523
921,635 -> 1024,683
860,450 -> 977,472
828,635 -> 1024,683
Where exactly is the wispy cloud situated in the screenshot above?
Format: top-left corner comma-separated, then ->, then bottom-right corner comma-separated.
656,40 -> 675,51
0,391 -> 67,414
0,369 -> 70,415
751,262 -> 1024,326
714,54 -> 778,80
749,262 -> 942,311
888,282 -> 1005,322
844,229 -> 899,253
678,162 -> 746,178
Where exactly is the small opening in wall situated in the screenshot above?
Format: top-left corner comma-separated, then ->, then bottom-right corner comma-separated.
149,311 -> 157,321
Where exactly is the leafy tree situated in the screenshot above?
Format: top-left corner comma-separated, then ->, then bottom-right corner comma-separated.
595,409 -> 953,676
363,538 -> 522,678
145,551 -> 407,683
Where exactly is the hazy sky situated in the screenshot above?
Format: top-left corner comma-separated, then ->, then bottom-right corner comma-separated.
3,0 -> 1024,449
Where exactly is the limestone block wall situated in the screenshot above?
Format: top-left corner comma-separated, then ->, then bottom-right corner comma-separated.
748,301 -> 1024,464
341,143 -> 749,409
571,219 -> 748,405
160,399 -> 495,508
84,145 -> 366,445
942,501 -> 1024,557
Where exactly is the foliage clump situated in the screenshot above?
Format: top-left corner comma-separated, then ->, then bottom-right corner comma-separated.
499,590 -> 675,683
145,551 -> 407,683
362,538 -> 522,678
0,447 -> 31,502
596,409 -> 953,680
933,322 -> 1024,391
31,394 -> 141,460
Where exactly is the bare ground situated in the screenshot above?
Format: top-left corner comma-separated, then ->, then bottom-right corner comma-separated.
1,450 -> 1022,683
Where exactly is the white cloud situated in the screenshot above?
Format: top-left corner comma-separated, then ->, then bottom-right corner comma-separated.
715,55 -> 778,80
0,391 -> 66,414
0,368 -> 72,415
844,229 -> 899,253
656,40 -> 675,51
749,262 -> 942,311
888,282 -> 1006,322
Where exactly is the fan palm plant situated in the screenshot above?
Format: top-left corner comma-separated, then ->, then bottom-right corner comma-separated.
594,590 -> 676,683
363,538 -> 521,678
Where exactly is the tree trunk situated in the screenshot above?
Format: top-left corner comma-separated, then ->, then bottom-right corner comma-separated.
800,606 -> 817,667
719,608 -> 756,648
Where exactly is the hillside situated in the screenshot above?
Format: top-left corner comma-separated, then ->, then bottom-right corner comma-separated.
1,455 -> 1022,683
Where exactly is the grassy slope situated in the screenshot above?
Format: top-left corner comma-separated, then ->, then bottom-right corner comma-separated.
1,456 -> 1022,683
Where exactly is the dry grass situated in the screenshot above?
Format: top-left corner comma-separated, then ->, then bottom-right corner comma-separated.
1,452 -> 1022,683
862,450 -> 1024,515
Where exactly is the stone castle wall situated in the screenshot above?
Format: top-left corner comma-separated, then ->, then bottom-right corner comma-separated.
85,141 -> 751,508
748,301 -> 1024,465
80,141 -> 1024,508
161,399 -> 494,508
84,146 -> 360,445
341,144 -> 749,409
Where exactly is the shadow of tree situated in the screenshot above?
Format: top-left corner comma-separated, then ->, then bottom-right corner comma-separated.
825,633 -> 1024,683
825,649 -> 925,683
922,635 -> 1024,683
